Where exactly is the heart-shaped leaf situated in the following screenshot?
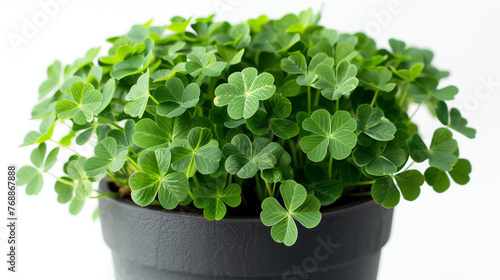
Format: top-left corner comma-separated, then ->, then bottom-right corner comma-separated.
261,180 -> 321,246
300,109 -> 357,161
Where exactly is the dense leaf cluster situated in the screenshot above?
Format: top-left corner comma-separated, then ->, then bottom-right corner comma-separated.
18,10 -> 474,246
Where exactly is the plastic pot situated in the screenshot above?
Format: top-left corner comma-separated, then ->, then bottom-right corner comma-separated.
98,181 -> 394,280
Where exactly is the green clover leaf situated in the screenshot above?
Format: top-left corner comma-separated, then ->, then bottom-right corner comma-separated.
83,137 -> 128,177
193,179 -> 242,220
304,164 -> 343,206
169,127 -> 222,175
129,148 -> 189,209
214,22 -> 251,49
22,113 -> 57,146
353,140 -> 406,176
390,63 -> 423,83
269,32 -> 301,54
17,143 -> 58,195
133,113 -> 190,148
371,169 -> 425,208
300,109 -> 357,161
407,77 -> 458,101
55,82 -> 103,125
359,67 -> 397,92
260,180 -> 321,246
312,60 -> 359,100
408,128 -> 458,171
435,101 -> 476,139
281,52 -> 334,86
223,134 -> 283,179
39,60 -> 62,98
124,70 -> 152,118
356,104 -> 397,141
424,158 -> 472,192
110,50 -> 154,80
245,94 -> 299,139
214,67 -> 276,119
155,78 -> 200,117
185,48 -> 227,77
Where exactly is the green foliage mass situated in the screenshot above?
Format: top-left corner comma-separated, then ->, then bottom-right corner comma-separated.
18,9 -> 474,246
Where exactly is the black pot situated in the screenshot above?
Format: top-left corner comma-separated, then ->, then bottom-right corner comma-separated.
98,181 -> 394,280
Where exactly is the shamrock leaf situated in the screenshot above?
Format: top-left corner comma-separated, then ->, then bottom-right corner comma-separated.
124,70 -> 151,118
214,67 -> 276,119
129,148 -> 189,209
216,44 -> 245,65
193,179 -> 242,220
359,67 -> 397,92
281,52 -> 334,86
223,134 -> 282,179
371,169 -> 425,208
260,180 -> 321,246
110,50 -> 154,80
424,158 -> 472,192
356,104 -> 397,141
54,178 -> 74,204
64,156 -> 94,201
304,164 -> 343,205
133,113 -> 190,148
353,140 -> 406,176
155,41 -> 186,61
21,113 -> 57,146
39,60 -> 62,98
390,63 -> 423,83
155,78 -> 200,117
17,143 -> 58,195
435,101 -> 476,139
214,23 -> 251,49
83,137 -> 128,177
300,109 -> 357,161
169,127 -> 222,175
312,60 -> 359,100
245,94 -> 299,139
408,128 -> 458,171
333,42 -> 358,65
55,82 -> 103,125
186,48 -> 227,77
407,77 -> 458,101
269,32 -> 301,54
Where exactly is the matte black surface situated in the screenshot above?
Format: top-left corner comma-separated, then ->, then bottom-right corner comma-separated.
99,181 -> 394,280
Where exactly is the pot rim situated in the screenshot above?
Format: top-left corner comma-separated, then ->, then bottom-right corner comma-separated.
99,180 -> 377,223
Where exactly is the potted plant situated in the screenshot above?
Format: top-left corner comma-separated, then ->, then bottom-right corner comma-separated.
17,9 -> 475,280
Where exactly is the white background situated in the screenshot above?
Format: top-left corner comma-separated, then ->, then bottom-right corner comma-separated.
0,0 -> 499,279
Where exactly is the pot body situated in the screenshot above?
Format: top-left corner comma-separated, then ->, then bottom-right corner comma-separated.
98,182 -> 394,280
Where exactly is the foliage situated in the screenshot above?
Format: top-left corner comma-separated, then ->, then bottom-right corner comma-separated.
18,9 -> 474,246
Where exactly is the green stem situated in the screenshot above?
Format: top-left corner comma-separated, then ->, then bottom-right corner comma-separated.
328,156 -> 333,179
95,116 -> 123,131
49,140 -> 82,157
149,93 -> 160,105
335,99 -> 340,112
272,182 -> 277,197
261,171 -> 273,197
407,103 -> 422,123
105,170 -> 123,186
89,192 -> 118,199
403,161 -> 415,172
314,89 -> 321,107
370,90 -> 379,107
47,172 -> 75,185
127,156 -> 141,170
307,86 -> 312,113
398,82 -> 409,107
192,175 -> 200,188
288,140 -> 299,168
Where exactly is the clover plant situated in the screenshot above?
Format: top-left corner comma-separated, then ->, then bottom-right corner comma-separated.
18,9 -> 475,246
